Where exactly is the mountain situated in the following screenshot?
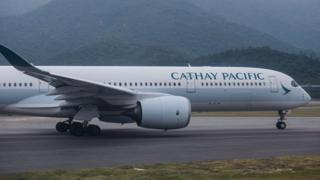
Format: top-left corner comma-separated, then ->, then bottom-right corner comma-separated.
193,47 -> 320,84
48,40 -> 190,66
0,0 -> 51,17
188,0 -> 320,53
0,0 -> 294,64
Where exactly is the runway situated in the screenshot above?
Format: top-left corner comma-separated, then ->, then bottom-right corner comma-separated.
0,116 -> 319,173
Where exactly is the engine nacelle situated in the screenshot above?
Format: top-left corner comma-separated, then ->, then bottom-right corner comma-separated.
135,96 -> 191,130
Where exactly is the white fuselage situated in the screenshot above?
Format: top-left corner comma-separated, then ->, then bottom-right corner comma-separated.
0,66 -> 311,117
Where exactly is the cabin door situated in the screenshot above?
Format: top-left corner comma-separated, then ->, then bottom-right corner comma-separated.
39,80 -> 49,93
186,79 -> 196,93
269,76 -> 279,93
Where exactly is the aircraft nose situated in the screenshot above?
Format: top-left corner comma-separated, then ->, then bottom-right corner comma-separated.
303,89 -> 311,104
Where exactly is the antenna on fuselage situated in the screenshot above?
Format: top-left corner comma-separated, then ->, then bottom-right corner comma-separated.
187,63 -> 191,67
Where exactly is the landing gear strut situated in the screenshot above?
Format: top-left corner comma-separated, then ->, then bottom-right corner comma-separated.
276,110 -> 288,130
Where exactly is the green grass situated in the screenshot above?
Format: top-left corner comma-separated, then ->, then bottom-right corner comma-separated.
193,105 -> 320,117
1,156 -> 320,180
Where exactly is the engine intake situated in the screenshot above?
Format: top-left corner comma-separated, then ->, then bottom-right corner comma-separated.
135,96 -> 191,130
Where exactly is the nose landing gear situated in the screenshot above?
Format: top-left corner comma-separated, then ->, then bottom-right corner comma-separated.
276,110 -> 288,130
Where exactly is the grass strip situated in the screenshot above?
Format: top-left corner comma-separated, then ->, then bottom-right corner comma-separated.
1,155 -> 320,180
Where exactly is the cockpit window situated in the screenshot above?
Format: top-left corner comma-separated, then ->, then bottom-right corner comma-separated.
291,80 -> 299,87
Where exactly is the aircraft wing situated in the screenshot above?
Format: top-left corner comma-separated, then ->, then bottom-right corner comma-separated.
0,44 -> 144,109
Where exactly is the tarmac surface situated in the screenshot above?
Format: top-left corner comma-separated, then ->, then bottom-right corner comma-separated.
0,116 -> 319,173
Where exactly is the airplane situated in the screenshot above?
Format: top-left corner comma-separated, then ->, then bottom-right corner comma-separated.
0,44 -> 311,136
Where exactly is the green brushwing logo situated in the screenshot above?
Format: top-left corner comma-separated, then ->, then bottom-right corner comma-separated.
281,83 -> 291,95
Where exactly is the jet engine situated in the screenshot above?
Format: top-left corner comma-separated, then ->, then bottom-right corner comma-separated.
135,96 -> 191,130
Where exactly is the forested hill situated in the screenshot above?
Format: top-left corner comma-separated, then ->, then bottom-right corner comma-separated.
193,47 -> 320,84
0,0 -> 294,62
47,40 -> 190,66
188,0 -> 320,53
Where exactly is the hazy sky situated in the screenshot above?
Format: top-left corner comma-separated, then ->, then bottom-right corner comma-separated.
0,0 -> 51,16
2,0 -> 319,17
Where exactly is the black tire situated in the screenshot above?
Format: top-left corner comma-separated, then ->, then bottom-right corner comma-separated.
56,122 -> 69,133
70,122 -> 84,136
87,125 -> 101,136
276,122 -> 286,130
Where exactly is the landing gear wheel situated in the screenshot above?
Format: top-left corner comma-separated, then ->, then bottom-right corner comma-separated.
87,125 -> 101,136
276,110 -> 288,130
276,121 -> 287,130
70,122 -> 84,136
56,122 -> 69,133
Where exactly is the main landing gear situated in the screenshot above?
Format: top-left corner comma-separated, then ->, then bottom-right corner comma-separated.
56,119 -> 72,133
56,105 -> 101,136
276,110 -> 288,130
55,119 -> 101,136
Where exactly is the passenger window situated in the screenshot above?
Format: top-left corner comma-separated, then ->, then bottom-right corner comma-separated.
29,83 -> 33,87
